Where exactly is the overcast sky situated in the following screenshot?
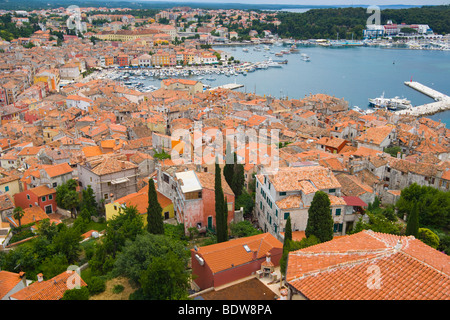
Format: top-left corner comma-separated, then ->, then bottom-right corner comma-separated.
145,0 -> 448,5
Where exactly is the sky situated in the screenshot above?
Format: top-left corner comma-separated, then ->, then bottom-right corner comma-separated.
141,0 -> 448,5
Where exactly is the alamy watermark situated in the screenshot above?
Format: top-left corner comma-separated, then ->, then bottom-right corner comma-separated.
169,121 -> 280,172
66,265 -> 81,289
66,5 -> 87,35
366,265 -> 382,290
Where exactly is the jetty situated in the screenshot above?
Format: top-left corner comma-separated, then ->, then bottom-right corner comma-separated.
396,81 -> 450,116
210,83 -> 244,91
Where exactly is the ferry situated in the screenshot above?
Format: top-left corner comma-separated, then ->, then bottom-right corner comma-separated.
368,92 -> 412,110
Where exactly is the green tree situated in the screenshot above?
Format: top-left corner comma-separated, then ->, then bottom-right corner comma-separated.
80,185 -> 97,217
284,216 -> 292,247
39,254 -> 69,279
139,251 -> 191,300
280,216 -> 293,275
13,207 -> 24,228
417,228 -> 440,249
405,201 -> 420,238
146,178 -> 164,235
234,190 -> 254,217
215,161 -> 227,243
229,220 -> 261,238
51,224 -> 83,264
305,191 -> 333,243
62,287 -> 90,300
232,161 -> 245,198
223,142 -> 234,188
112,232 -> 187,285
56,179 -> 79,218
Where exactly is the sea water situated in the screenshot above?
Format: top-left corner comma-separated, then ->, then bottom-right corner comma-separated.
212,44 -> 450,127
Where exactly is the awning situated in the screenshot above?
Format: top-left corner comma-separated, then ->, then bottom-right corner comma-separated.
342,196 -> 367,207
111,177 -> 129,184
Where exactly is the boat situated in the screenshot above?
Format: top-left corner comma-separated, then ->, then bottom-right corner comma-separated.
301,53 -> 310,62
352,106 -> 364,113
368,92 -> 412,110
243,48 -> 249,52
266,58 -> 282,68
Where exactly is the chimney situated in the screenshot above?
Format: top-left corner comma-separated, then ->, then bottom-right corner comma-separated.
252,251 -> 257,260
265,252 -> 271,264
37,273 -> 44,282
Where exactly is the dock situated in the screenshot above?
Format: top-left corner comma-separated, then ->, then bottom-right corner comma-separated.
209,83 -> 244,91
396,81 -> 450,117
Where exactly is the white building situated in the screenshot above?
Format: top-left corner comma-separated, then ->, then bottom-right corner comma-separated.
254,164 -> 350,241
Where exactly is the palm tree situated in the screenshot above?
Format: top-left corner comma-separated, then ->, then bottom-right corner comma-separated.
13,207 -> 25,228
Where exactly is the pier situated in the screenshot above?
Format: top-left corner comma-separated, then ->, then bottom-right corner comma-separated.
396,81 -> 450,117
209,83 -> 244,91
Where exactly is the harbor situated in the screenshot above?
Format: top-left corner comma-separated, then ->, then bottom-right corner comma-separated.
396,81 -> 450,116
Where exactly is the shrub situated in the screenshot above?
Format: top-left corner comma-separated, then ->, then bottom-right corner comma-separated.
112,284 -> 125,294
87,276 -> 106,295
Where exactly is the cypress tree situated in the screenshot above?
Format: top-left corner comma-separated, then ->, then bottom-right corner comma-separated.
215,161 -> 227,242
147,178 -> 164,235
232,160 -> 245,198
223,141 -> 234,187
305,191 -> 333,243
284,216 -> 292,247
406,201 -> 419,238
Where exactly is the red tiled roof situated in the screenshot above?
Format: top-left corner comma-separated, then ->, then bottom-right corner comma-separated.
0,271 -> 24,299
10,271 -> 87,300
286,230 -> 450,300
192,233 -> 282,274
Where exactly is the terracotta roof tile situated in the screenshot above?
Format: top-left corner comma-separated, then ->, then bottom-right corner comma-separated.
193,233 -> 282,274
286,230 -> 450,300
10,271 -> 87,300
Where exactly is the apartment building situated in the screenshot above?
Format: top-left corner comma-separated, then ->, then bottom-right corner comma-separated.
254,164 -> 351,241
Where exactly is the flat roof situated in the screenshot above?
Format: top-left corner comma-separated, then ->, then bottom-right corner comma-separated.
175,170 -> 202,193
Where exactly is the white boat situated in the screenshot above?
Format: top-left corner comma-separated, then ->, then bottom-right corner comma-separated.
266,58 -> 282,68
368,92 -> 412,110
301,53 -> 310,62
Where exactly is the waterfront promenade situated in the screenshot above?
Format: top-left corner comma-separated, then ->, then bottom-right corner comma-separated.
397,81 -> 450,117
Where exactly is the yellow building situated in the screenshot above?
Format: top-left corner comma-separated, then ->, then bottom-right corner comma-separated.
0,174 -> 22,197
105,185 -> 174,225
43,128 -> 59,144
33,69 -> 60,92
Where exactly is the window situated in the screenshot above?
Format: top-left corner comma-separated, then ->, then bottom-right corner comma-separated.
5,186 -> 9,192
114,205 -> 117,210
27,194 -> 30,200
48,194 -> 53,200
329,189 -> 336,193
42,196 -> 46,202
284,212 -> 290,220
279,192 -> 286,196
335,208 -> 341,216
104,194 -> 109,199
52,182 -> 57,188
